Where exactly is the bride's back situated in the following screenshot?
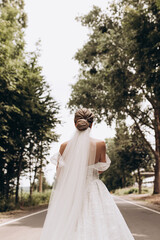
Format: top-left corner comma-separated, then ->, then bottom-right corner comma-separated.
60,137 -> 106,166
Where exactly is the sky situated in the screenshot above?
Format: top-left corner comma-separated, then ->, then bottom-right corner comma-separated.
21,0 -> 116,186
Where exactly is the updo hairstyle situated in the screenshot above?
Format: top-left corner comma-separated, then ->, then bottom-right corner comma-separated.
74,108 -> 94,131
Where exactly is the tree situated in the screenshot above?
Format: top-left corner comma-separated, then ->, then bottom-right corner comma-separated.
101,122 -> 153,193
0,0 -> 27,202
68,1 -> 160,193
101,137 -> 134,192
0,0 -> 60,207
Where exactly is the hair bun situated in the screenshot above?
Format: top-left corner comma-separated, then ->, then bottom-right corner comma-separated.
76,119 -> 89,131
74,108 -> 94,131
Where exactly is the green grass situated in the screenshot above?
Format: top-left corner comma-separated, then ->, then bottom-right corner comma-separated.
114,186 -> 153,196
19,190 -> 51,207
0,190 -> 52,212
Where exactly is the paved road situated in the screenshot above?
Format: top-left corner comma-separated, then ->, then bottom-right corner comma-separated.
0,197 -> 160,240
114,196 -> 160,240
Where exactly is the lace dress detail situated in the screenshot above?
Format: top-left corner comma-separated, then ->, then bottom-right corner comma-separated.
74,157 -> 134,240
49,151 -> 134,240
86,154 -> 110,184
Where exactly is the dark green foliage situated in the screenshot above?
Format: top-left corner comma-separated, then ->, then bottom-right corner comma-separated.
0,0 -> 60,207
0,190 -> 51,211
125,188 -> 138,194
101,122 -> 153,191
19,190 -> 51,208
68,0 -> 160,193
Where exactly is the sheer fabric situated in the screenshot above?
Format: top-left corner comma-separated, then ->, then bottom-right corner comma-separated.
40,128 -> 91,240
40,129 -> 134,240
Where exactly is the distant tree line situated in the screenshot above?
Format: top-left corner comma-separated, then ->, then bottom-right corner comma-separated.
68,0 -> 160,194
0,0 -> 60,209
101,121 -> 153,193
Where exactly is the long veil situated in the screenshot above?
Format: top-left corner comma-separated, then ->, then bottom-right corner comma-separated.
40,128 -> 91,240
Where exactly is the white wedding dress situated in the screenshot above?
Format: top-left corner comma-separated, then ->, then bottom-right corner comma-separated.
40,129 -> 134,240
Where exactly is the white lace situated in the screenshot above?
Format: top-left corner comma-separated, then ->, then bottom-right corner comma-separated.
40,130 -> 134,240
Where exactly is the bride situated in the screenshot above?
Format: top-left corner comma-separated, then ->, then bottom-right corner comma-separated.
40,108 -> 135,240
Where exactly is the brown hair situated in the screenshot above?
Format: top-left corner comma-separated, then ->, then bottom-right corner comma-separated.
74,108 -> 94,131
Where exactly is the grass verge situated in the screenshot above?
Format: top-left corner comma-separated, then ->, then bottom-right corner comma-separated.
0,190 -> 51,212
113,186 -> 160,207
114,186 -> 153,196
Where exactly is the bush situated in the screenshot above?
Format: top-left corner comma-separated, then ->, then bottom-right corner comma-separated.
114,186 -> 150,196
142,188 -> 149,193
20,190 -> 51,207
0,197 -> 15,212
124,188 -> 138,194
0,190 -> 52,212
0,198 -> 6,212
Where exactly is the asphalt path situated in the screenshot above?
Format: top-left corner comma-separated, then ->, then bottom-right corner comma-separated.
0,197 -> 160,240
114,196 -> 160,240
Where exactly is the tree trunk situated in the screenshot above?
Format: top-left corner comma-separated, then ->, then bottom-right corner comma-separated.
137,168 -> 142,194
122,169 -> 126,188
30,184 -> 33,199
153,108 -> 160,194
121,176 -> 124,188
39,170 -> 43,193
30,166 -> 38,198
15,172 -> 20,205
0,160 -> 5,197
39,141 -> 43,193
153,155 -> 160,194
29,174 -> 33,200
6,175 -> 9,200
15,150 -> 23,205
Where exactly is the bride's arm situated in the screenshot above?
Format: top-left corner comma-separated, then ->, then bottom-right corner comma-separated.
98,141 -> 107,174
56,142 -> 68,178
56,158 -> 60,178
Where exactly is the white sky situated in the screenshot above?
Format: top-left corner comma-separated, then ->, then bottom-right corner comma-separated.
21,0 -> 116,186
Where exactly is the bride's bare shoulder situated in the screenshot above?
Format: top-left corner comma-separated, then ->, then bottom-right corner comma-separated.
61,141 -> 68,147
91,138 -> 105,145
59,141 -> 68,155
91,138 -> 106,150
